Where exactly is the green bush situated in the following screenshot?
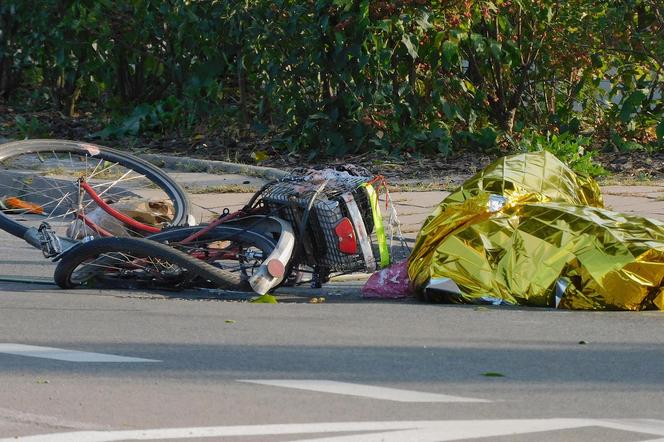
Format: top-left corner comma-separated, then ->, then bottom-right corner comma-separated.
0,0 -> 661,158
511,131 -> 607,177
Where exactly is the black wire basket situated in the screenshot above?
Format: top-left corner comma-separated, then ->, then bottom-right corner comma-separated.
260,174 -> 375,272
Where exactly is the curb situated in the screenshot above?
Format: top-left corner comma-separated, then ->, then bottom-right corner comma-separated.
139,153 -> 289,180
0,139 -> 289,181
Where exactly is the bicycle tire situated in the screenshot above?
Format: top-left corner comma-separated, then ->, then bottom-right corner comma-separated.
148,225 -> 277,290
0,139 -> 190,242
54,237 -> 244,290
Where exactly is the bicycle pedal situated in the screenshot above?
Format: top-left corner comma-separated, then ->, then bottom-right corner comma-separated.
37,222 -> 63,258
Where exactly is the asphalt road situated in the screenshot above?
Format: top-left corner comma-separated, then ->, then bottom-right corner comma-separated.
1,227 -> 664,441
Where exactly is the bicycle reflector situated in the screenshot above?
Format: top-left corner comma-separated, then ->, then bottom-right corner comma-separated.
335,217 -> 357,254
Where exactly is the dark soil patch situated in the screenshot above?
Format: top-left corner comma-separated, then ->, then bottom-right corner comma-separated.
2,106 -> 662,187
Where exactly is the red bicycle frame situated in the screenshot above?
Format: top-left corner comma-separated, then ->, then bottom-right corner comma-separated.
77,178 -> 252,244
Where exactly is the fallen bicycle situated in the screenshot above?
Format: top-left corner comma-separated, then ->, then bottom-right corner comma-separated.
0,139 -> 408,294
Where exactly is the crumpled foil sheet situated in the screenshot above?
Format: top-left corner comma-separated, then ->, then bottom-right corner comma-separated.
408,151 -> 664,310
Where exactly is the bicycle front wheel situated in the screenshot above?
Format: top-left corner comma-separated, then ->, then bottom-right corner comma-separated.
148,225 -> 278,291
53,237 -> 245,290
0,139 -> 190,243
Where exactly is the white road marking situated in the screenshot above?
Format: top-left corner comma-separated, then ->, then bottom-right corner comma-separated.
3,419 -> 664,442
0,344 -> 159,363
238,379 -> 489,403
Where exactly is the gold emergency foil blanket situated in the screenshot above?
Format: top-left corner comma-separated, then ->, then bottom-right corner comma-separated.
443,150 -> 604,207
408,151 -> 664,310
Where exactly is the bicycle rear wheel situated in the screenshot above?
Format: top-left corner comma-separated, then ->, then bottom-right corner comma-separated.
0,139 -> 190,243
53,237 -> 245,290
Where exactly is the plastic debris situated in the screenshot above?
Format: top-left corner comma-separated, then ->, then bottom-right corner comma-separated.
2,196 -> 44,215
362,260 -> 413,299
66,198 -> 174,239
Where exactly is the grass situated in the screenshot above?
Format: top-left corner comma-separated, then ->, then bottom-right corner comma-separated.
389,183 -> 448,192
185,184 -> 260,194
596,174 -> 664,187
386,180 -> 457,192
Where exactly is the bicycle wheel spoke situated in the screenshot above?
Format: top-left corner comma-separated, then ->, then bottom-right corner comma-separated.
0,140 -> 190,243
72,251 -> 184,283
90,169 -> 141,198
87,159 -> 120,180
49,191 -> 73,215
0,177 -> 73,204
68,151 -> 75,172
167,236 -> 268,279
0,180 -> 76,220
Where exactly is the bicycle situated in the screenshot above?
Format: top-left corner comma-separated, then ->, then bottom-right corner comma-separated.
0,139 -> 291,293
52,167 -> 408,295
1,139 -> 406,295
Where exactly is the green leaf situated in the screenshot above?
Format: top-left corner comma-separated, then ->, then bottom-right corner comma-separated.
441,40 -> 458,67
415,11 -> 432,30
591,53 -> 602,68
319,14 -> 329,30
334,31 -> 345,46
433,31 -> 446,50
441,100 -> 455,119
470,33 -> 484,52
656,120 -> 664,141
401,34 -> 418,59
333,0 -> 353,10
482,372 -> 505,377
619,91 -> 646,123
357,0 -> 369,28
623,90 -> 646,106
250,150 -> 270,162
489,41 -> 502,60
250,294 -> 278,304
478,127 -> 498,148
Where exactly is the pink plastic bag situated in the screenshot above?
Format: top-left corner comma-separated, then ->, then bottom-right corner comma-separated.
362,261 -> 413,299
